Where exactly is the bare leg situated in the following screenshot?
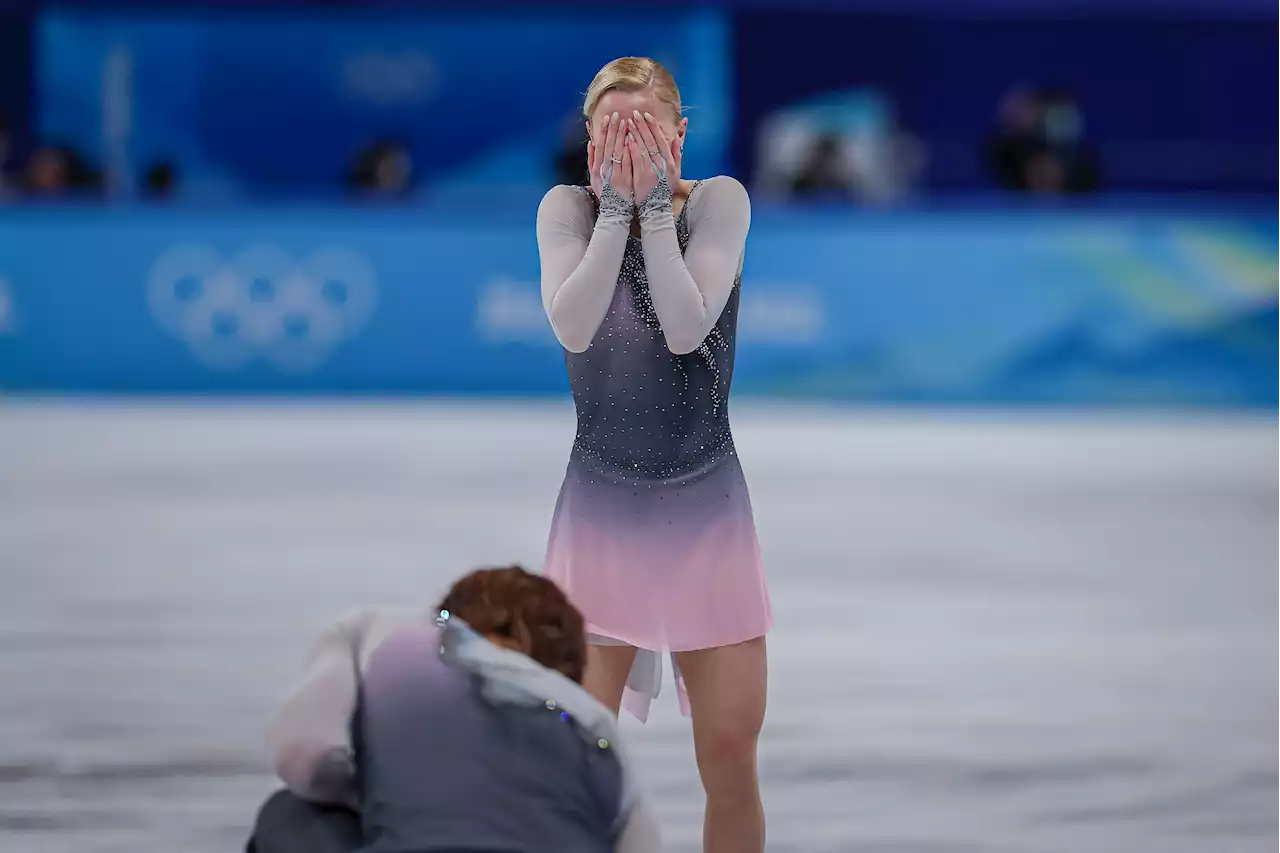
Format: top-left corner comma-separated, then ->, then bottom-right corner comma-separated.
675,636 -> 767,853
583,642 -> 638,715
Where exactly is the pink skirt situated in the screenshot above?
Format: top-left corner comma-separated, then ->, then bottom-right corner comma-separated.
543,454 -> 772,722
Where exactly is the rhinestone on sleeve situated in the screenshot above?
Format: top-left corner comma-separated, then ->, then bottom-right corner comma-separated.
636,173 -> 673,224
597,182 -> 633,224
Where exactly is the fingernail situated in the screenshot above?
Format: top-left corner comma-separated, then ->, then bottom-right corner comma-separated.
644,112 -> 653,121
611,112 -> 618,122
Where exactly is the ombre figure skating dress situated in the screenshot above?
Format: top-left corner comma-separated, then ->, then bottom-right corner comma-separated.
536,175 -> 772,722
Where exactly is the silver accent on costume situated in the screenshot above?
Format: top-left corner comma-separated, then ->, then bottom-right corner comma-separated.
437,616 -> 641,820
597,181 -> 633,223
637,172 -> 674,223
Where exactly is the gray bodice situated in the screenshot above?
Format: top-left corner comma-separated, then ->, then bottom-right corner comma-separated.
565,185 -> 741,486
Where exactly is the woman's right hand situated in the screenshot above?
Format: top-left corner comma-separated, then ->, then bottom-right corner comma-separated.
588,112 -> 632,212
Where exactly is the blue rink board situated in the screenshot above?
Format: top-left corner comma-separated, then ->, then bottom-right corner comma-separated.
0,205 -> 1274,406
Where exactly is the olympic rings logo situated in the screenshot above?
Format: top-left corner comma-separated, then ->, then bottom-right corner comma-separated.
147,244 -> 377,373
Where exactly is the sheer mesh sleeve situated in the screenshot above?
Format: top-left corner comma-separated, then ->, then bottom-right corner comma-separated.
638,175 -> 751,355
537,184 -> 632,353
265,610 -> 373,807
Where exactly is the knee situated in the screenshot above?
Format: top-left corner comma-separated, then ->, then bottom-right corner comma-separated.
249,788 -> 361,853
248,789 -> 295,853
254,789 -> 298,827
695,716 -> 762,778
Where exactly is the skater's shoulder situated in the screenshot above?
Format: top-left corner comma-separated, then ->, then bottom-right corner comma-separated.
685,175 -> 750,224
691,175 -> 749,204
538,184 -> 596,221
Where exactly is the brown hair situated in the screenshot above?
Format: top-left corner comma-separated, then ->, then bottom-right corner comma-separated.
583,56 -> 682,122
436,565 -> 586,683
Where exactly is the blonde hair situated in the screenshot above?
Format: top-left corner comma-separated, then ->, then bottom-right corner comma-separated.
583,57 -> 683,121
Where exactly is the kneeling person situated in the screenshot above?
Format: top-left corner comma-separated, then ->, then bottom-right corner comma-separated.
248,565 -> 660,853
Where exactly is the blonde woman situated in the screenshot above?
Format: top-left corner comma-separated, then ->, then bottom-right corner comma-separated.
538,57 -> 771,853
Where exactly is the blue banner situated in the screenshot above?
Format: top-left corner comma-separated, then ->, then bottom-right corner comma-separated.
8,1 -> 1278,12
37,9 -> 730,197
0,203 -> 1275,405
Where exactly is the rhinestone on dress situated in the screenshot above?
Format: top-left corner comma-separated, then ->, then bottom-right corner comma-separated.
566,183 -> 738,485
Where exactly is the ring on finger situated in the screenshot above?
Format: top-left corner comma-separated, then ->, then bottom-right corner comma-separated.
609,155 -> 624,164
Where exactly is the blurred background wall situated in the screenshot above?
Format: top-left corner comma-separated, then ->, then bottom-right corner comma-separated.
0,0 -> 1274,406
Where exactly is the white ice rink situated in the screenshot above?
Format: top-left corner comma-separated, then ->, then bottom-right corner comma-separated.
0,401 -> 1274,852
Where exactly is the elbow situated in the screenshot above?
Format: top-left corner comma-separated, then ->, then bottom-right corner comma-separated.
269,736 -> 324,793
662,314 -> 711,355
273,742 -> 358,805
664,334 -> 704,356
549,319 -> 593,353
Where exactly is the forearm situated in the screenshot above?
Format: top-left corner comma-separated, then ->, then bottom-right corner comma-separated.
277,745 -> 360,809
545,217 -> 629,352
266,615 -> 365,806
638,175 -> 750,355
638,201 -> 710,355
540,184 -> 632,353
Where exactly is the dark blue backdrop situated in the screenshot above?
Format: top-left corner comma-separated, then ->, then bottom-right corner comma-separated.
732,10 -> 1277,192
35,8 -> 732,198
3,0 -> 1275,195
0,8 -> 32,158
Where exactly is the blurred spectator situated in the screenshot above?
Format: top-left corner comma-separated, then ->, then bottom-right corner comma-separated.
23,144 -> 100,197
756,88 -> 924,205
985,86 -> 1101,195
347,140 -> 414,198
850,127 -> 925,205
142,159 -> 178,200
789,132 -> 855,199
552,116 -> 590,187
26,146 -> 70,194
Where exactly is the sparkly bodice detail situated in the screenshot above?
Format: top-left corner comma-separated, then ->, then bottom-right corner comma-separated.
564,183 -> 741,485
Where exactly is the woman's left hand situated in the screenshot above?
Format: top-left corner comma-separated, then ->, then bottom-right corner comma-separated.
628,110 -> 681,204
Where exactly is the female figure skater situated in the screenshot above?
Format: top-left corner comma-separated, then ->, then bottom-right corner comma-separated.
538,57 -> 771,852
246,565 -> 659,853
